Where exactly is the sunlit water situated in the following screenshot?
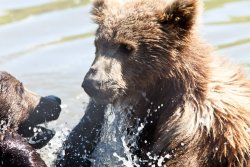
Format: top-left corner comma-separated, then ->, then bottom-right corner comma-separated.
0,0 -> 249,166
91,105 -> 134,167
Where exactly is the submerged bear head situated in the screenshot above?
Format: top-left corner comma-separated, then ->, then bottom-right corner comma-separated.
83,0 -> 204,104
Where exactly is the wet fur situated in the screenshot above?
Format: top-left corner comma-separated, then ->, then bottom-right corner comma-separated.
91,0 -> 250,166
59,0 -> 250,166
0,72 -> 61,167
0,132 -> 46,167
0,72 -> 47,166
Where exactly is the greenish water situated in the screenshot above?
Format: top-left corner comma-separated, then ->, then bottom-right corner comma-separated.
0,0 -> 249,166
204,0 -> 247,10
0,0 -> 90,25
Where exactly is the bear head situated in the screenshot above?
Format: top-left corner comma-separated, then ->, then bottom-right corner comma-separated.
82,0 -> 205,104
0,71 -> 61,148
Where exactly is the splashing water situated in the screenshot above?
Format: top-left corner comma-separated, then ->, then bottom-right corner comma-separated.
89,103 -> 173,167
91,104 -> 142,167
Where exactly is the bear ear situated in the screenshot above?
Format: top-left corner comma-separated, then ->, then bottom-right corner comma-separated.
91,0 -> 107,24
157,0 -> 201,31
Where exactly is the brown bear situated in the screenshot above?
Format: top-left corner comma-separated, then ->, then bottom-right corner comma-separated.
0,71 -> 61,166
57,0 -> 250,166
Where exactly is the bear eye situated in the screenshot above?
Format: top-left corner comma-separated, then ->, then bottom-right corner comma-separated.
119,43 -> 134,55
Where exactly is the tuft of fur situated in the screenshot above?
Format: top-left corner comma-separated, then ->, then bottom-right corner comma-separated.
89,0 -> 250,166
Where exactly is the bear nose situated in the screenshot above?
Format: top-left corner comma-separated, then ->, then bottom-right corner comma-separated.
82,78 -> 101,97
45,95 -> 61,105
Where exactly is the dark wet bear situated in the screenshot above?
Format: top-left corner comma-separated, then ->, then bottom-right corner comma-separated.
58,0 -> 250,166
0,71 -> 61,166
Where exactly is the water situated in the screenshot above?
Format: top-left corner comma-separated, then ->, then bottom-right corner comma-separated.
0,0 -> 249,166
92,105 -> 131,167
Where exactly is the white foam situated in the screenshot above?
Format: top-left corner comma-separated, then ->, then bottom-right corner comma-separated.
91,104 -> 143,166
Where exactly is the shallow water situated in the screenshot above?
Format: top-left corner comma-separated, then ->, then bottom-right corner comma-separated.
0,0 -> 249,166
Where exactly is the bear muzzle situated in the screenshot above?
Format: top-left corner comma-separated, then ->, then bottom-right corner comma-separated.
18,95 -> 61,149
82,78 -> 117,104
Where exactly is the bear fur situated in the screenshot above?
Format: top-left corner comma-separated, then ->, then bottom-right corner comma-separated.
0,71 -> 61,166
58,0 -> 250,166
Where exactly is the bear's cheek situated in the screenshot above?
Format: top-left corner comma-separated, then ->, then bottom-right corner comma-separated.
123,62 -> 158,91
12,92 -> 35,124
15,101 -> 30,125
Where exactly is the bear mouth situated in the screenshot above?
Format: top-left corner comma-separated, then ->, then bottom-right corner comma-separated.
18,95 -> 61,149
92,93 -> 117,104
90,90 -> 123,105
82,78 -> 125,104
